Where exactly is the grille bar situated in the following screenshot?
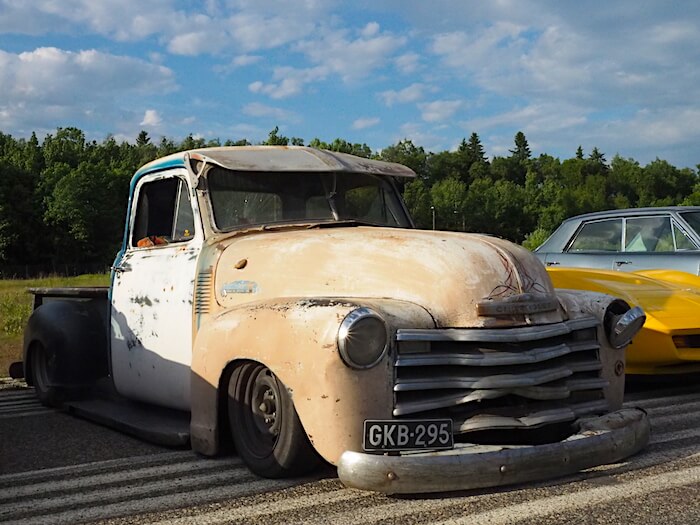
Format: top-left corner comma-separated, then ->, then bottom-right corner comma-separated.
396,341 -> 599,368
393,376 -> 608,416
396,317 -> 598,343
454,399 -> 609,432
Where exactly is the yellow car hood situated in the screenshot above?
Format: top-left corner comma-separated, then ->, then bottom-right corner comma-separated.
547,267 -> 700,329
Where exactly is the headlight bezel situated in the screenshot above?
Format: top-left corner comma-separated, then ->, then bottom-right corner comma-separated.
337,307 -> 389,369
604,300 -> 646,349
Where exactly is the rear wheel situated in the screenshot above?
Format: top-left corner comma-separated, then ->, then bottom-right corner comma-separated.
29,342 -> 64,408
228,362 -> 319,478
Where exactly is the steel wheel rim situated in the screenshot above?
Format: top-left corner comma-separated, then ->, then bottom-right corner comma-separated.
240,365 -> 281,458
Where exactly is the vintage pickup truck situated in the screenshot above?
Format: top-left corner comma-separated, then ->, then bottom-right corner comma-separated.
16,146 -> 649,494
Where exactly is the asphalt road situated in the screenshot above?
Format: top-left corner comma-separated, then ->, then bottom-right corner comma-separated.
0,377 -> 698,525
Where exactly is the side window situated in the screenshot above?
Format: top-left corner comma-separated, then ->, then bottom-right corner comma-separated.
673,222 -> 697,250
624,216 -> 672,252
568,219 -> 622,252
131,178 -> 195,248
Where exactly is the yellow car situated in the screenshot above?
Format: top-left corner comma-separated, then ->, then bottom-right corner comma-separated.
548,267 -> 700,375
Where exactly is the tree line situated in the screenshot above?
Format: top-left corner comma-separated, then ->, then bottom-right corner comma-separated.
1,126 -> 699,274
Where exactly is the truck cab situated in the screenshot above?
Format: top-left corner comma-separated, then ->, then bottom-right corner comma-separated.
21,146 -> 650,494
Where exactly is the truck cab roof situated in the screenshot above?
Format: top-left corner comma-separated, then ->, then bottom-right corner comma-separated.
134,145 -> 417,179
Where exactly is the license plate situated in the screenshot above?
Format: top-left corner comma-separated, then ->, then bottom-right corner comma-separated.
363,419 -> 454,452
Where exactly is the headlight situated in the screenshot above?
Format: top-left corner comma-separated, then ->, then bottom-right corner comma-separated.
337,307 -> 389,369
604,300 -> 646,349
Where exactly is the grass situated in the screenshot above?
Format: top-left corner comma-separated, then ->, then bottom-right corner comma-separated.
0,274 -> 110,377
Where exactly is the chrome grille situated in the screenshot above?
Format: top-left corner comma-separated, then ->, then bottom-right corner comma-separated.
394,317 -> 607,435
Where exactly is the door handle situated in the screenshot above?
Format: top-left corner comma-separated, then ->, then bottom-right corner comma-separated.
614,260 -> 632,267
545,261 -> 560,266
111,264 -> 130,273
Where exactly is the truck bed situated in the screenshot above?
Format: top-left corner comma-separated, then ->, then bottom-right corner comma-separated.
29,287 -> 109,309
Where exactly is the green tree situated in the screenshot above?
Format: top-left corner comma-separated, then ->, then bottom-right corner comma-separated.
510,131 -> 531,162
378,140 -> 428,180
262,126 -> 289,146
44,160 -> 130,263
402,178 -> 432,228
430,178 -> 467,230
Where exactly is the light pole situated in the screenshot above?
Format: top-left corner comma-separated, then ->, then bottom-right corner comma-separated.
430,206 -> 435,230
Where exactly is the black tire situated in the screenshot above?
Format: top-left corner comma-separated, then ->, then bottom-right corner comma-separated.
29,342 -> 64,408
228,362 -> 319,478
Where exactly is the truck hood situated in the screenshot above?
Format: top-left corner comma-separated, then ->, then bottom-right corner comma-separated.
213,226 -> 564,328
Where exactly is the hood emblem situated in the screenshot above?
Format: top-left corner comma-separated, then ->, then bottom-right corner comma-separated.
222,280 -> 259,296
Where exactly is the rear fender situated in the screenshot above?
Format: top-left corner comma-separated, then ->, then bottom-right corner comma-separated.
23,300 -> 109,388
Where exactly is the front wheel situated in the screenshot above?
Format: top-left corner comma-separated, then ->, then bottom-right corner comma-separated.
228,362 -> 319,478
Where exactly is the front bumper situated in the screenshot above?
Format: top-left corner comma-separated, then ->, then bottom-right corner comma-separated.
337,408 -> 649,494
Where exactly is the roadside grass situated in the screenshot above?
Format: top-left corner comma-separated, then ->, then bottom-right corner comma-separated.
0,274 -> 110,377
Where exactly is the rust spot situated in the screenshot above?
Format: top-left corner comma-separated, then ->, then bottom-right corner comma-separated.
235,258 -> 248,269
131,295 -> 152,306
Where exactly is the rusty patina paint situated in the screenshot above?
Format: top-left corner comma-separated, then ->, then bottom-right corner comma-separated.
191,296 -> 433,463
211,227 -> 564,329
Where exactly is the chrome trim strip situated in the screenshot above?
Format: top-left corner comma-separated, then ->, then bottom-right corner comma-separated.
394,366 -> 574,392
392,380 -> 608,416
396,316 -> 599,343
396,341 -> 599,367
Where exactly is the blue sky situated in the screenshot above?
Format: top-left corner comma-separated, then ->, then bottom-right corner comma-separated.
1,1 -> 700,168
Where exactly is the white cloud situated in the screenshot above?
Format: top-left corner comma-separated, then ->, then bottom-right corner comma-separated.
352,117 -> 380,130
233,54 -> 262,67
380,83 -> 428,106
140,109 -> 162,127
361,22 -> 380,38
0,47 -> 175,106
0,47 -> 175,133
395,52 -> 421,74
213,54 -> 262,74
242,102 -> 297,121
0,0 -> 329,53
418,100 -> 463,123
249,66 -> 327,99
295,23 -> 406,83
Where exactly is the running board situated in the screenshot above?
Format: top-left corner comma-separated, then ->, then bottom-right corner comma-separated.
65,397 -> 190,447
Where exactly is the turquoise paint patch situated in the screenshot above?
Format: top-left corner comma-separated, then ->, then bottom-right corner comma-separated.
222,281 -> 259,295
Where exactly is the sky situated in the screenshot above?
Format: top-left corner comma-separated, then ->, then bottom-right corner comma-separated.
1,0 -> 700,168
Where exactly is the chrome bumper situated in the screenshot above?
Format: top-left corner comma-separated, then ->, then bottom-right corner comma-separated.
337,408 -> 650,494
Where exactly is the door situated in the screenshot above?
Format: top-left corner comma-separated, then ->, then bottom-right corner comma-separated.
110,171 -> 201,410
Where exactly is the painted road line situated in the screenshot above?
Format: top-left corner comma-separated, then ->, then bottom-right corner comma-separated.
2,478 -> 299,525
0,456 -> 245,500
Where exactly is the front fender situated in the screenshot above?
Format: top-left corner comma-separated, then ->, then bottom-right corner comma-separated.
190,297 -> 435,463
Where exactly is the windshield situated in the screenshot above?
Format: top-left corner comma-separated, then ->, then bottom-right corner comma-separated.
207,167 -> 411,231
